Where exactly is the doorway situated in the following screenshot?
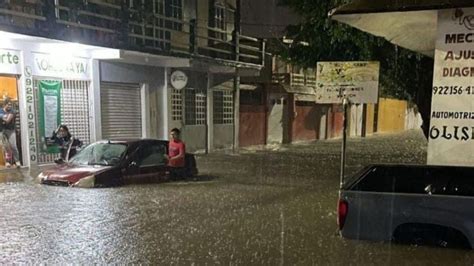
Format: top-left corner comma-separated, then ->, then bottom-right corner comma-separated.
0,75 -> 21,168
267,93 -> 289,144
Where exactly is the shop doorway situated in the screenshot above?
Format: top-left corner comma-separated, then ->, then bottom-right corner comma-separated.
34,79 -> 91,164
0,75 -> 22,168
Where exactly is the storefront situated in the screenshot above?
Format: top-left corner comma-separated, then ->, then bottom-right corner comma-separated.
0,31 -> 120,168
167,69 -> 236,152
99,61 -> 169,141
168,69 -> 208,152
29,53 -> 93,164
0,48 -> 22,168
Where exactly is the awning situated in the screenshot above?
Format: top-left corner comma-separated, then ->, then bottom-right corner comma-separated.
281,85 -> 317,102
329,0 -> 474,57
117,50 -> 190,67
240,84 -> 259,90
282,85 -> 315,95
295,94 -> 317,102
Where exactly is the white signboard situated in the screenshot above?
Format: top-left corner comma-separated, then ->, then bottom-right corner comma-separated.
0,49 -> 21,75
32,53 -> 90,80
315,61 -> 380,104
428,8 -> 474,166
170,70 -> 188,90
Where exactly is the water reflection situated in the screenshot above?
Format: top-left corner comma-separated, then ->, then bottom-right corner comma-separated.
0,130 -> 472,264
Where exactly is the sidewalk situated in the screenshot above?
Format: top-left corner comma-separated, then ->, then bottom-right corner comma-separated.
0,164 -> 49,183
233,129 -> 427,154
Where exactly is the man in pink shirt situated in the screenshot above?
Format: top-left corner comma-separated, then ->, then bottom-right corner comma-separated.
166,128 -> 186,179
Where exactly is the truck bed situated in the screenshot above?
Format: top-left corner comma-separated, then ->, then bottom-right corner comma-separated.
338,164 -> 474,248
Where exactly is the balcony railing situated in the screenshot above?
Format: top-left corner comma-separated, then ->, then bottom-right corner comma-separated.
272,72 -> 316,88
0,0 -> 265,68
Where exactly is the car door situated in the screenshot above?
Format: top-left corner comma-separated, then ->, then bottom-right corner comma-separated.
125,141 -> 168,183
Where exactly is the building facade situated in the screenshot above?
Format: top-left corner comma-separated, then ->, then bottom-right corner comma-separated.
239,55 -> 423,148
0,0 -> 265,168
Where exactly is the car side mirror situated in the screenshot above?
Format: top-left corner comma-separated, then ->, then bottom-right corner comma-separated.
129,161 -> 137,167
54,158 -> 65,164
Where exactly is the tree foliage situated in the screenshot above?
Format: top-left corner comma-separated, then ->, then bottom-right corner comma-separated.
274,0 -> 434,136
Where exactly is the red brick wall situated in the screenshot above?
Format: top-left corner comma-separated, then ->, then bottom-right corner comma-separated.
239,105 -> 266,147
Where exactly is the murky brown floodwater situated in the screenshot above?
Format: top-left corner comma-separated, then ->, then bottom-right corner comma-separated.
0,130 -> 472,264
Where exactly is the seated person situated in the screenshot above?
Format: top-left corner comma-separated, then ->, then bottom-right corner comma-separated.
50,125 -> 82,163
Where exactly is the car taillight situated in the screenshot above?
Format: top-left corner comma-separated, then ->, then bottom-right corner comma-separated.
337,199 -> 348,230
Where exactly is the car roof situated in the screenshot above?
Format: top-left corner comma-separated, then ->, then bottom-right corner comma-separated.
94,139 -> 168,145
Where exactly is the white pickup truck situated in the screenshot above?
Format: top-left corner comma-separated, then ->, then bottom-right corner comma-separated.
338,164 -> 474,249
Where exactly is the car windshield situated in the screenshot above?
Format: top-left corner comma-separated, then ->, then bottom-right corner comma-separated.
69,142 -> 127,166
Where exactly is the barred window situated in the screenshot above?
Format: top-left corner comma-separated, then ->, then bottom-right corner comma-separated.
185,88 -> 206,125
171,88 -> 183,121
153,0 -> 165,15
213,90 -> 233,124
165,0 -> 182,31
214,4 -> 226,40
212,2 -> 234,41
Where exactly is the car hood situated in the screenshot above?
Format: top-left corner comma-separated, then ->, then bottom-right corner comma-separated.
41,164 -> 112,184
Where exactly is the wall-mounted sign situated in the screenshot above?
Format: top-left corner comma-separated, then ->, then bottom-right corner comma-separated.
428,7 -> 474,166
0,49 -> 21,75
32,53 -> 90,80
315,61 -> 380,104
170,70 -> 188,90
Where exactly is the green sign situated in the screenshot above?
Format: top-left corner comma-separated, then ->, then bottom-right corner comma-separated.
38,81 -> 61,153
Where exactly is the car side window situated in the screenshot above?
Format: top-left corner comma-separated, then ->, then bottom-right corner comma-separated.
136,143 -> 167,167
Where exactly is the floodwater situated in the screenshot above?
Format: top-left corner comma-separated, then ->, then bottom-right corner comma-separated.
0,130 -> 472,264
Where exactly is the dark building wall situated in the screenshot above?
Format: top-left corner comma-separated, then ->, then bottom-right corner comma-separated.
240,0 -> 299,38
239,105 -> 266,147
292,103 -> 320,141
330,105 -> 344,139
292,103 -> 332,142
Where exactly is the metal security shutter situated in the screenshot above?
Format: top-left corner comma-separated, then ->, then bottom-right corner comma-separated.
101,83 -> 142,140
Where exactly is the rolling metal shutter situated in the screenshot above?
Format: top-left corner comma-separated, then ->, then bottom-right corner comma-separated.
101,83 -> 142,140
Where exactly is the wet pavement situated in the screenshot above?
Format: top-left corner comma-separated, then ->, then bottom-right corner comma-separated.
0,130 -> 473,264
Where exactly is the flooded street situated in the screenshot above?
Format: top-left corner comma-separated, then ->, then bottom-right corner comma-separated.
0,130 -> 472,264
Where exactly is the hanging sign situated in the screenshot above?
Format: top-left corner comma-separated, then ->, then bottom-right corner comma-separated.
428,8 -> 474,166
32,53 -> 90,79
170,70 -> 188,90
38,81 -> 61,153
0,49 -> 21,75
315,61 -> 380,104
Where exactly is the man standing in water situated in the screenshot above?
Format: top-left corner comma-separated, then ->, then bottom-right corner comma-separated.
166,128 -> 186,180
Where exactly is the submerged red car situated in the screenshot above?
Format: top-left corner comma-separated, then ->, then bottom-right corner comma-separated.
38,139 -> 198,188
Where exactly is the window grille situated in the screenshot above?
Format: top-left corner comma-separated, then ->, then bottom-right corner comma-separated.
171,88 -> 183,121
129,0 -> 170,50
185,88 -> 206,125
153,0 -> 165,14
165,0 -> 182,31
213,90 -> 233,124
34,79 -> 90,164
214,4 -> 226,41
